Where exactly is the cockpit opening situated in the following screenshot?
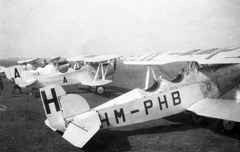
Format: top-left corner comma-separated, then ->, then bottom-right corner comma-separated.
144,80 -> 161,92
168,73 -> 184,83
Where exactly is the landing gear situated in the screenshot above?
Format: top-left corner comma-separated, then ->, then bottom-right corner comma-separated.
89,86 -> 105,95
29,88 -> 40,98
222,120 -> 238,133
96,86 -> 105,95
89,86 -> 96,93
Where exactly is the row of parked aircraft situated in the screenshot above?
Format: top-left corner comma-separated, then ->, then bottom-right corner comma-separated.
1,46 -> 240,148
0,55 -> 121,95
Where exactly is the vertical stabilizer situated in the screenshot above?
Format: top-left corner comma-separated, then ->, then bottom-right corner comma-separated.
40,84 -> 67,132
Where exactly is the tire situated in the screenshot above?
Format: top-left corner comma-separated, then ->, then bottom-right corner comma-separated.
96,86 -> 105,95
222,120 -> 238,133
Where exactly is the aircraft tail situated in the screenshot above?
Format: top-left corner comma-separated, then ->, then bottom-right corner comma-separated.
40,84 -> 101,148
3,66 -> 22,81
0,66 -> 7,74
12,68 -> 36,87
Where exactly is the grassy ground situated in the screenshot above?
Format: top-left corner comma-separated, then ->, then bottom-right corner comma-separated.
0,60 -> 240,152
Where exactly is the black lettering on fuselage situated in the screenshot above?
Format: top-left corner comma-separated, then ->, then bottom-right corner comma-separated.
63,77 -> 68,83
158,95 -> 168,110
114,108 -> 126,124
41,89 -> 60,114
33,71 -> 40,77
14,68 -> 20,78
172,91 -> 181,106
100,113 -> 110,128
144,100 -> 153,115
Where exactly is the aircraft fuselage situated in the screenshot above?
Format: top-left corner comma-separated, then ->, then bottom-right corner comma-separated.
95,63 -> 240,129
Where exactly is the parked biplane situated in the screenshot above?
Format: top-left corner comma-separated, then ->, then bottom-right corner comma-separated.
0,57 -> 44,80
8,55 -> 121,94
39,46 -> 240,148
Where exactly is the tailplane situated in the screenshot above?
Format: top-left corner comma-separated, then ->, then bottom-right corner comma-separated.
40,84 -> 101,148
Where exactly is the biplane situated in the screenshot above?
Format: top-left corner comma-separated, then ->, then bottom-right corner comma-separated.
10,55 -> 121,94
39,46 -> 240,148
0,57 -> 44,80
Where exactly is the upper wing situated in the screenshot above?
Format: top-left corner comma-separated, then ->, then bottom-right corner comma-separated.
50,56 -> 61,62
17,58 -> 40,64
124,46 -> 240,65
68,55 -> 122,63
187,98 -> 240,123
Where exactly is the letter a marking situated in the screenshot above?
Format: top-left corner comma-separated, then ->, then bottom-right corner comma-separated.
14,68 -> 20,78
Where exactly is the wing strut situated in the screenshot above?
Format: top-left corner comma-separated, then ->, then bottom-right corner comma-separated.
93,63 -> 101,82
145,66 -> 150,89
156,65 -> 174,80
145,66 -> 159,90
93,60 -> 113,82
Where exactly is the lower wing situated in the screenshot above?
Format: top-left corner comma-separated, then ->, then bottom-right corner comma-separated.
187,98 -> 240,122
81,79 -> 112,86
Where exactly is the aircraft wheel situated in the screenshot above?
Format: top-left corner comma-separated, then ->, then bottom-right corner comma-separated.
89,86 -> 96,93
222,120 -> 238,133
96,86 -> 105,95
190,113 -> 203,124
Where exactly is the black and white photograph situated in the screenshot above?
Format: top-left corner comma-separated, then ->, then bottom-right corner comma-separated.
1,0 -> 240,151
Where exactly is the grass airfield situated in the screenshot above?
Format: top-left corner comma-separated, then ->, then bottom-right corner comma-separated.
0,60 -> 240,152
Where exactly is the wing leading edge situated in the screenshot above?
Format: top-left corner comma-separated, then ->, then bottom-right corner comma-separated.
68,55 -> 122,63
187,98 -> 240,123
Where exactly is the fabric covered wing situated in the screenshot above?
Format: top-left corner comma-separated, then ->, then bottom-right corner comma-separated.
81,79 -> 112,86
124,46 -> 240,65
187,98 -> 240,122
17,58 -> 40,64
68,55 -> 122,63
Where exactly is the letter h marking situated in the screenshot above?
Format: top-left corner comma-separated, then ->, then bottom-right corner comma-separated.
41,88 -> 60,114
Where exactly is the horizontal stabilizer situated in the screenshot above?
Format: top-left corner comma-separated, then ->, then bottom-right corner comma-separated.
187,98 -> 240,122
63,110 -> 101,148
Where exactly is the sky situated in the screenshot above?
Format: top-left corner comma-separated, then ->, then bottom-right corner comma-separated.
0,0 -> 240,59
